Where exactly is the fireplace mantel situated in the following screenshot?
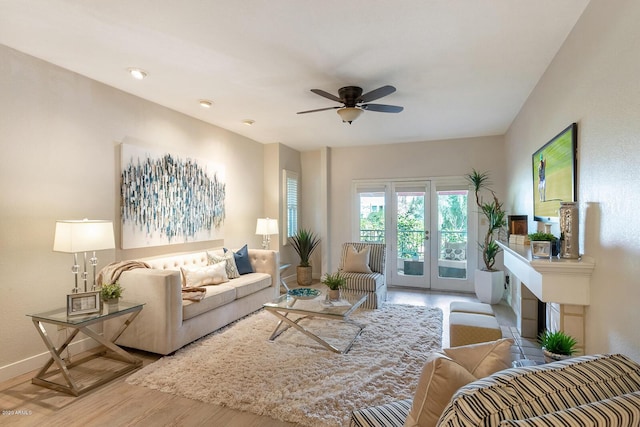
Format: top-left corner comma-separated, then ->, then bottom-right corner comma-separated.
497,241 -> 595,306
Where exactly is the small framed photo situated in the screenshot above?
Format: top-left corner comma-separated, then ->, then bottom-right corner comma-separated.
530,241 -> 552,259
67,291 -> 101,316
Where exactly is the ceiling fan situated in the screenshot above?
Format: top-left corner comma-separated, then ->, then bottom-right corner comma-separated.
297,85 -> 403,124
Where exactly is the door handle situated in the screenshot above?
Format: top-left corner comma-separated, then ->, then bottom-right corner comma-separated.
424,231 -> 429,240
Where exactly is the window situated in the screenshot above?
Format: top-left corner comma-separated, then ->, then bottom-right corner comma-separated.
354,184 -> 386,243
283,170 -> 299,244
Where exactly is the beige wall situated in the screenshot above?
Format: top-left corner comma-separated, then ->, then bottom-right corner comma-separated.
326,136 -> 506,273
0,45 -> 267,380
505,0 -> 640,360
262,142 -> 302,285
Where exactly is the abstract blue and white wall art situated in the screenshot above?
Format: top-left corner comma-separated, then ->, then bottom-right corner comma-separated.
120,144 -> 225,249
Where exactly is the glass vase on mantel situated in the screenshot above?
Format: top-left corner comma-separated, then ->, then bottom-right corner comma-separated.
559,202 -> 580,259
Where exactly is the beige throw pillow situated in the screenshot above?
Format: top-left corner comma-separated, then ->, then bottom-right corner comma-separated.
180,261 -> 229,288
443,338 -> 513,378
404,353 -> 477,427
207,251 -> 240,279
343,245 -> 373,273
405,339 -> 514,427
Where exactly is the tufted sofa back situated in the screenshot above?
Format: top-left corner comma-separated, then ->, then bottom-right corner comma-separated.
138,248 -> 279,282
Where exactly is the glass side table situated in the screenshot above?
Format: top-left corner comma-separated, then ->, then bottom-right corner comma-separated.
26,301 -> 144,396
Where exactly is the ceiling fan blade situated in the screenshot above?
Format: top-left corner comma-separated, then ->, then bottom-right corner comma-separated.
359,85 -> 396,103
361,103 -> 404,113
297,106 -> 340,114
310,89 -> 342,103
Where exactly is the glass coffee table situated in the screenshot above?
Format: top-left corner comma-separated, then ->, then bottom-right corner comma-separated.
263,290 -> 367,354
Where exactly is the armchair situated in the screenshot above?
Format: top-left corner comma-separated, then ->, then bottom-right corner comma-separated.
338,242 -> 386,309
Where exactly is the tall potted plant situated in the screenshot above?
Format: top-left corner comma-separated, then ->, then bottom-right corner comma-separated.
466,169 -> 507,304
289,228 -> 320,286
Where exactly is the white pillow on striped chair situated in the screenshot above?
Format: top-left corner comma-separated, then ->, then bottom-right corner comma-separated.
344,245 -> 373,273
404,353 -> 476,427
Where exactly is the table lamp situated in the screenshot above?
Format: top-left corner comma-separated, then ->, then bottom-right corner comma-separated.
53,219 -> 115,293
255,218 -> 278,250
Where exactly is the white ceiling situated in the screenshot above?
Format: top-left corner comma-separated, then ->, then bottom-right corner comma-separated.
0,0 -> 590,152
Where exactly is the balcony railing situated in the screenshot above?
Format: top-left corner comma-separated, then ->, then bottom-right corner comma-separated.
360,229 -> 467,259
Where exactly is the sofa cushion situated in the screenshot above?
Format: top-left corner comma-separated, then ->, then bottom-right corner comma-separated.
498,391 -> 640,426
340,272 -> 384,292
226,244 -> 254,275
437,354 -> 640,427
182,284 -> 237,320
443,338 -> 513,378
208,250 -> 240,279
405,353 -> 477,427
226,272 -> 271,299
344,245 -> 373,273
180,261 -> 228,287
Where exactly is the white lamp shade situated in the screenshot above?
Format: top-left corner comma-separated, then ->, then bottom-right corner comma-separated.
53,219 -> 115,253
255,218 -> 278,235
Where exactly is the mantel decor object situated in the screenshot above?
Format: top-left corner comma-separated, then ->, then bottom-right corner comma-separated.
559,202 -> 580,259
530,241 -> 552,259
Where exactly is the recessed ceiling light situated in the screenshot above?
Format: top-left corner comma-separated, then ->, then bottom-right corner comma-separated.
242,119 -> 255,126
127,68 -> 148,80
199,99 -> 213,108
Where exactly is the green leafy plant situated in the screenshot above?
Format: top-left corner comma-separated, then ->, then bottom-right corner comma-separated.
100,282 -> 124,300
289,229 -> 320,267
321,271 -> 346,290
466,169 -> 507,271
538,330 -> 577,356
528,232 -> 557,242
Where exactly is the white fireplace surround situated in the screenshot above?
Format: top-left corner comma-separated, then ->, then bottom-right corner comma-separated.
498,241 -> 595,355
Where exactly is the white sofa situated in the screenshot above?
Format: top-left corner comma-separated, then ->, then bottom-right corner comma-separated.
104,248 -> 279,355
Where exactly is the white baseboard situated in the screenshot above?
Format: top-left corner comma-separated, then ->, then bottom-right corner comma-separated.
0,336 -> 100,383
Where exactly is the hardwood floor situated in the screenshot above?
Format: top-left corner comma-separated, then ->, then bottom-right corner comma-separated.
0,288 -> 524,427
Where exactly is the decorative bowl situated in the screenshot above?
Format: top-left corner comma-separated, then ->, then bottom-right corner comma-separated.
287,288 -> 321,299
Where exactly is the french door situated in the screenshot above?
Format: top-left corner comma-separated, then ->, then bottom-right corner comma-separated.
431,185 -> 474,292
390,182 -> 431,287
354,179 -> 475,292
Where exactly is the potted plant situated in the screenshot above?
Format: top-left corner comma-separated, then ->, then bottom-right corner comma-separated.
528,232 -> 559,257
289,228 -> 320,286
466,169 -> 507,304
538,329 -> 578,362
321,271 -> 346,301
101,282 -> 124,310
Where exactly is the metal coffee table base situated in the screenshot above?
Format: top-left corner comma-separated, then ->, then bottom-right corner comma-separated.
267,311 -> 364,354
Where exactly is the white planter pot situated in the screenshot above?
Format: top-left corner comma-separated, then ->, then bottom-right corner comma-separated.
474,269 -> 504,304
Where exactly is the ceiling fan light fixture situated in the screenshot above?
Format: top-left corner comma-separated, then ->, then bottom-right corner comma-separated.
337,107 -> 363,124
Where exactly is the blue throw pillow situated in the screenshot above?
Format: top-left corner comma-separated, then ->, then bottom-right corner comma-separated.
224,244 -> 253,275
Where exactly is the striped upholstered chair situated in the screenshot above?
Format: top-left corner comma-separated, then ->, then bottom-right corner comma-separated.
337,242 -> 386,309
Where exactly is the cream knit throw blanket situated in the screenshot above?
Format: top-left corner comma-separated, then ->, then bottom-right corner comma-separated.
97,260 -> 206,302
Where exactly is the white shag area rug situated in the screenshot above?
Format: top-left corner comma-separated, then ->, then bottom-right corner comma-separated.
126,304 -> 442,427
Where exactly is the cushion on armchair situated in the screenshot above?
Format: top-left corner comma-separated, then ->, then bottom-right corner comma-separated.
344,245 -> 374,273
404,339 -> 513,427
